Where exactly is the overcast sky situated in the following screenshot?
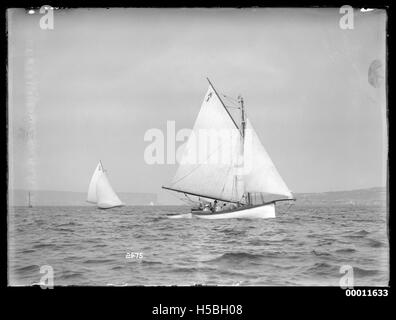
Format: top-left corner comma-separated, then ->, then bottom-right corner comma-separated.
8,8 -> 387,201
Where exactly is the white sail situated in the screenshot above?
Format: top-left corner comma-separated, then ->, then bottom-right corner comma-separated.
169,84 -> 244,203
87,162 -> 123,208
96,172 -> 123,209
243,119 -> 293,198
87,162 -> 103,203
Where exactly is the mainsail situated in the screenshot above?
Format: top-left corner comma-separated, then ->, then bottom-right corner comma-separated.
87,162 -> 103,204
87,162 -> 123,208
165,80 -> 293,204
169,83 -> 244,203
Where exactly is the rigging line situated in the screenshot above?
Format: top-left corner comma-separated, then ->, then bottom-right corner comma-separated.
219,165 -> 233,198
169,138 -> 233,186
222,97 -> 240,106
184,193 -> 198,204
224,105 -> 240,110
222,93 -> 239,104
185,193 -> 200,203
222,97 -> 240,108
163,188 -> 191,204
283,201 -> 295,214
231,170 -> 238,201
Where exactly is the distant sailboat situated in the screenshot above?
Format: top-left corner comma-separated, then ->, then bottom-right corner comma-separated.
87,161 -> 124,209
163,79 -> 295,219
28,192 -> 33,208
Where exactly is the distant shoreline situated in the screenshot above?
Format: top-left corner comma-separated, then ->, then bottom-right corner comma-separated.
8,187 -> 386,207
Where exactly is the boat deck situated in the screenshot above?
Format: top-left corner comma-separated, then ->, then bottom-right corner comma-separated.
190,199 -> 294,216
192,204 -> 263,215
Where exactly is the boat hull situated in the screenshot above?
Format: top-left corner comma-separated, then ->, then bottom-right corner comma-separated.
192,203 -> 276,219
97,203 -> 125,209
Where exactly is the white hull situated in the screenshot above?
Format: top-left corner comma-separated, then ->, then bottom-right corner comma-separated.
193,203 -> 276,219
97,203 -> 125,209
167,213 -> 193,219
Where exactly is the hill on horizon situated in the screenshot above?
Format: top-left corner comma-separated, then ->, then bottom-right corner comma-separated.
294,186 -> 386,206
9,189 -> 158,206
8,186 -> 387,206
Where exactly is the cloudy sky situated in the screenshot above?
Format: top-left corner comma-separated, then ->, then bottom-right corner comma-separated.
8,8 -> 387,202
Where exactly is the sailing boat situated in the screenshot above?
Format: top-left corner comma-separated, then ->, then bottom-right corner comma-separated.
162,79 -> 295,219
87,161 -> 124,209
28,192 -> 33,208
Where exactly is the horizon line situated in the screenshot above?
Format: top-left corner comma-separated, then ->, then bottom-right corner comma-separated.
9,186 -> 387,194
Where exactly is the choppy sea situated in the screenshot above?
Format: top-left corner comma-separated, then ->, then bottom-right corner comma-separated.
8,204 -> 389,286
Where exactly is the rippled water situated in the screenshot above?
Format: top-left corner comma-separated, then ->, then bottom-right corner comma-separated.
8,204 -> 389,286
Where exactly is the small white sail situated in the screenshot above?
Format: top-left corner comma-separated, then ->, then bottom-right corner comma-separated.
87,162 -> 103,203
96,173 -> 123,209
169,84 -> 243,203
87,162 -> 123,208
243,119 -> 293,198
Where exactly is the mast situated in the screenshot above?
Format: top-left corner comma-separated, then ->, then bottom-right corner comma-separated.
28,192 -> 32,208
239,95 -> 246,139
100,160 -> 104,170
238,94 -> 250,205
